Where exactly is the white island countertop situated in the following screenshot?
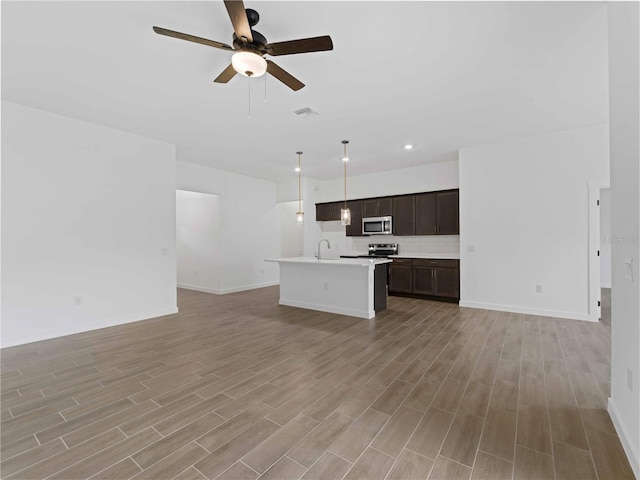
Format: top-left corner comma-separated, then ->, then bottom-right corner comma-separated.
265,257 -> 391,319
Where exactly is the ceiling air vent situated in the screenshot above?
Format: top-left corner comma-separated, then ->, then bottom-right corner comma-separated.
294,107 -> 319,118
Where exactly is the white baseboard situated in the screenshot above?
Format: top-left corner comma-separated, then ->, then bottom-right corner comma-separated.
1,306 -> 179,349
177,281 -> 279,295
458,300 -> 598,322
219,281 -> 279,294
177,283 -> 221,294
279,298 -> 373,319
608,397 -> 640,479
601,282 -> 612,288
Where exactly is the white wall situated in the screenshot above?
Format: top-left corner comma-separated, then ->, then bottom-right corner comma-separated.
600,188 -> 612,288
279,201 -> 304,258
176,161 -> 280,293
176,190 -> 221,293
315,159 -> 459,203
1,101 -> 177,348
459,124 -> 609,321
607,2 -> 640,476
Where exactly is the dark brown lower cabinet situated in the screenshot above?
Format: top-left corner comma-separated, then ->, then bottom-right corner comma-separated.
389,258 -> 459,301
413,266 -> 436,295
432,267 -> 459,298
389,259 -> 412,294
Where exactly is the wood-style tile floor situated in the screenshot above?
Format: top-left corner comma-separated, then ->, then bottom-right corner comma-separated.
1,287 -> 634,480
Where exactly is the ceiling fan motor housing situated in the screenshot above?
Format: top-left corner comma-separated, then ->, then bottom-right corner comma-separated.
233,30 -> 267,50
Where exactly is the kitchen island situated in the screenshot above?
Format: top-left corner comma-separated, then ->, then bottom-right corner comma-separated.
265,257 -> 392,319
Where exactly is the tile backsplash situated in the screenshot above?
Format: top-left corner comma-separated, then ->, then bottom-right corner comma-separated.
351,235 -> 460,255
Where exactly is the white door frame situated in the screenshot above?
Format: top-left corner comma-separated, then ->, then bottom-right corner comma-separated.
588,182 -> 609,320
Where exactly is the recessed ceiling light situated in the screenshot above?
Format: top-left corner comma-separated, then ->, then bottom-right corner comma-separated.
404,144 -> 414,150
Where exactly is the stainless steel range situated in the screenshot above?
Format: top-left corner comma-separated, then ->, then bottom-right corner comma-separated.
363,243 -> 398,258
340,244 -> 398,259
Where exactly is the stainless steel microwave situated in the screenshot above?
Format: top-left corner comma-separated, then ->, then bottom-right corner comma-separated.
362,216 -> 393,235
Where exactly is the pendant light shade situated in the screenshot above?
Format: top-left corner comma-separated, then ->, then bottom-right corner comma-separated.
296,151 -> 304,227
341,140 -> 351,226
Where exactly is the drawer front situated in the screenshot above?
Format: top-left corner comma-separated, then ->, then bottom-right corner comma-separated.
412,258 -> 459,268
390,258 -> 413,266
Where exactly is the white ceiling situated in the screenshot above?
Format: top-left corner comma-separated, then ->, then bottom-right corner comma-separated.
1,1 -> 609,182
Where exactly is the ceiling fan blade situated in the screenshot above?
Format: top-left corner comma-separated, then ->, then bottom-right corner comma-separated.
266,35 -> 333,56
266,60 -> 304,91
224,0 -> 253,44
153,26 -> 234,51
214,64 -> 238,83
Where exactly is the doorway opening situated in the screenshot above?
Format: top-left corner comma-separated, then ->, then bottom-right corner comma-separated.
176,189 -> 221,294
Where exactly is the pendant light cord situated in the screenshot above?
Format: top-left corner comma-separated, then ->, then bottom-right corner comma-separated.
298,153 -> 302,213
343,142 -> 348,209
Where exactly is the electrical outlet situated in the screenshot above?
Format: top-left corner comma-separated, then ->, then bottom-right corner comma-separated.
160,247 -> 169,256
628,368 -> 633,391
323,282 -> 328,291
467,245 -> 475,253
536,284 -> 544,293
193,270 -> 198,277
73,296 -> 82,306
260,268 -> 264,274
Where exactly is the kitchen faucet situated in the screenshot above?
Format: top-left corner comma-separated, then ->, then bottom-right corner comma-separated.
317,239 -> 331,260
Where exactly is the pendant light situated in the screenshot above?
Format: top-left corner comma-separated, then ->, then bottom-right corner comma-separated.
295,151 -> 304,227
341,140 -> 351,226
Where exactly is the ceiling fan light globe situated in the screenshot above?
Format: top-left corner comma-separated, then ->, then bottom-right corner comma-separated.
231,52 -> 267,77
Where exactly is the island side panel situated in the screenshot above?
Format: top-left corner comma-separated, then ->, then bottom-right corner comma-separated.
278,262 -> 374,319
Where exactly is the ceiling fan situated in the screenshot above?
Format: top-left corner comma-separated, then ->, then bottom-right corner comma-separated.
153,0 -> 333,91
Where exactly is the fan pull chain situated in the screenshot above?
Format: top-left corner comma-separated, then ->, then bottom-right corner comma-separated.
248,76 -> 251,119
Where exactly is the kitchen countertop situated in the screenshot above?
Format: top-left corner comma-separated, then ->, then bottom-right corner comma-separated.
390,254 -> 460,259
266,257 -> 392,267
343,253 -> 460,260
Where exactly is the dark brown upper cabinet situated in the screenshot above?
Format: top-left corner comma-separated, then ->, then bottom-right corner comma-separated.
392,195 -> 416,235
315,201 -> 343,221
437,191 -> 459,234
345,200 -> 363,237
415,193 -> 438,235
315,203 -> 331,221
317,189 -> 459,236
363,197 -> 393,218
415,190 -> 459,235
